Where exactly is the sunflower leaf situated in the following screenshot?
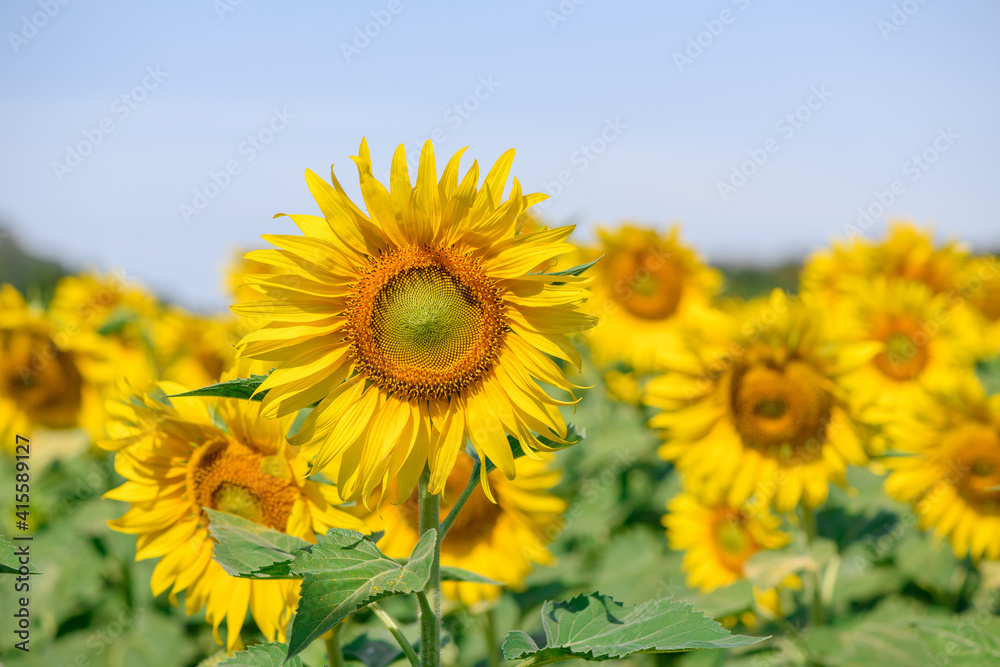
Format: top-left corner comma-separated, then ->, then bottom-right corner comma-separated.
502,593 -> 765,663
206,509 -> 311,579
342,634 -> 411,667
440,566 -> 502,585
216,642 -> 302,666
0,534 -> 41,574
167,373 -> 272,401
486,424 -> 584,474
544,256 -> 602,278
976,356 -> 1000,396
286,528 -> 436,659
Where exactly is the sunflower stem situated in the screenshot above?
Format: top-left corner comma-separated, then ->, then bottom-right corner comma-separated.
325,623 -> 344,667
418,466 -> 442,667
371,601 -> 420,666
483,607 -> 500,667
802,504 -> 825,629
439,457 -> 481,540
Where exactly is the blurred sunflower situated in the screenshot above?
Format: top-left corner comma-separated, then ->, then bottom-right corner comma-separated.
233,139 -> 594,502
801,223 -> 970,308
362,451 -> 565,606
646,291 -> 872,511
0,284 -> 106,451
152,307 -> 238,388
883,376 -> 1000,561
226,248 -> 279,305
833,278 -> 982,427
48,272 -> 159,390
582,225 -> 722,374
102,368 -> 364,651
664,489 -> 796,623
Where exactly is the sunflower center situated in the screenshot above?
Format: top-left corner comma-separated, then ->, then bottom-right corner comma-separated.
397,455 -> 502,543
873,321 -> 928,381
946,424 -> 1000,512
1,329 -> 83,428
348,244 -> 507,401
188,437 -> 299,531
372,266 -> 485,372
608,249 -> 684,320
730,360 -> 832,459
713,510 -> 757,574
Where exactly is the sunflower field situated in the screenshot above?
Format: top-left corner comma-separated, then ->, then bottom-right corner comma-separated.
2,141 -> 1000,667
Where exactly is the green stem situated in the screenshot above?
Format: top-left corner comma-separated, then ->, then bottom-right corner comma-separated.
483,607 -> 499,667
325,623 -> 344,667
439,457 -> 481,540
370,601 -> 420,667
418,467 -> 441,667
802,504 -> 825,629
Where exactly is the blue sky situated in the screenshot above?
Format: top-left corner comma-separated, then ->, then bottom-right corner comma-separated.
1,0 -> 998,311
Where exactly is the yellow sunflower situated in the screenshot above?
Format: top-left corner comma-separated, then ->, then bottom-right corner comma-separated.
0,284 -> 106,452
883,375 -> 1000,561
832,278 -> 983,430
361,451 -> 565,606
102,371 -> 365,651
581,224 -> 722,374
151,307 -> 238,388
232,139 -> 594,502
801,222 -> 971,310
665,490 -> 788,592
646,291 -> 872,512
48,272 -> 159,390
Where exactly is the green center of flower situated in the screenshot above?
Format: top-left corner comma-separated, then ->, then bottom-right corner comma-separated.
372,266 -> 484,372
873,326 -> 928,382
213,483 -> 265,524
347,244 -> 508,401
755,398 -> 788,420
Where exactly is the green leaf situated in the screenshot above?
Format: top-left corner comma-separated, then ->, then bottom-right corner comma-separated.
206,509 -> 310,579
503,593 -> 764,663
342,635 -> 409,667
0,534 -> 41,574
440,566 -> 501,585
976,356 -> 1000,396
485,424 -> 584,474
544,256 -> 602,278
286,528 -> 436,659
167,373 -> 272,401
216,642 -> 302,666
96,307 -> 138,335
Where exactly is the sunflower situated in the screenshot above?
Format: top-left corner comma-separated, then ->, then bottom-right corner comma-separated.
48,272 -> 159,391
0,284 -> 106,452
646,291 -> 871,511
801,223 -> 971,311
581,225 -> 722,374
151,307 -> 238,388
102,370 -> 365,651
664,490 -> 788,593
882,375 -> 1000,561
831,278 -> 983,433
360,450 -> 565,606
232,139 -> 594,502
